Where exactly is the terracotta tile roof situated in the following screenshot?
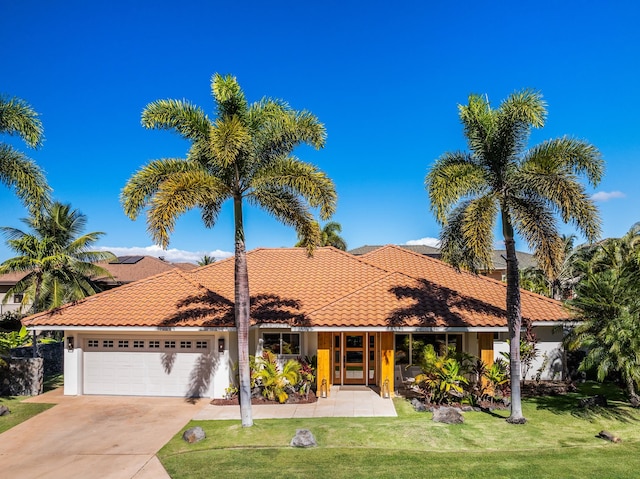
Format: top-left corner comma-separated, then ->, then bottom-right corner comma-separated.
94,256 -> 197,285
22,245 -> 567,329
22,269 -> 234,328
358,245 -> 566,325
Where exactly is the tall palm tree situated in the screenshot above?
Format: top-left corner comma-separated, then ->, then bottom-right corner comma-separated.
0,95 -> 50,212
0,202 -> 116,312
565,224 -> 640,406
295,221 -> 347,250
425,89 -> 602,423
121,74 -> 336,427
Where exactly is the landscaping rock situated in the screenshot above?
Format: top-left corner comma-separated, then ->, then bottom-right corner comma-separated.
290,429 -> 317,448
579,395 -> 607,408
597,430 -> 621,443
0,405 -> 10,416
432,406 -> 464,424
411,398 -> 427,412
182,426 -> 206,444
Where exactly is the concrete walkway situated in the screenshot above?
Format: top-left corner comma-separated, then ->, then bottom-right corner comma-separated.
194,386 -> 397,420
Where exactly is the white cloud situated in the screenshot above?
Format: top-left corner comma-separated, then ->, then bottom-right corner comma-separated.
405,237 -> 441,247
590,191 -> 625,202
97,245 -> 233,264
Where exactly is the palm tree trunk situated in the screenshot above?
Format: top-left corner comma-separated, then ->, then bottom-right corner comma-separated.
234,195 -> 253,427
503,212 -> 526,424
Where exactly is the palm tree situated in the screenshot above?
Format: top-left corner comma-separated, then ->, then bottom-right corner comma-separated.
295,221 -> 347,250
0,95 -> 50,211
197,255 -> 216,266
425,89 -> 602,423
121,74 -> 336,427
0,202 -> 116,312
564,225 -> 640,406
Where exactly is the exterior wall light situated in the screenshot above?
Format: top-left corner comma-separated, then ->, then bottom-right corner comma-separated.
67,336 -> 74,352
382,378 -> 391,399
218,337 -> 225,353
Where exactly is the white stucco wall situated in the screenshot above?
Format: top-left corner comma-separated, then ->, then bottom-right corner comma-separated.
494,326 -> 565,380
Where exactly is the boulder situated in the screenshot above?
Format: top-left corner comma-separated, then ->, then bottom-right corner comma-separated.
579,395 -> 607,408
182,426 -> 206,444
0,405 -> 10,416
411,398 -> 427,412
597,430 -> 621,443
432,406 -> 464,424
290,429 -> 317,448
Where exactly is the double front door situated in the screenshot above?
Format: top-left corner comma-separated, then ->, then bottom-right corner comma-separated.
333,333 -> 376,385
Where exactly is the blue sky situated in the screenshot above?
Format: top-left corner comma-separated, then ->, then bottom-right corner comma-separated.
1,1 -> 638,263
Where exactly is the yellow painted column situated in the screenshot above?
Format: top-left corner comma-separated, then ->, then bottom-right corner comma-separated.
380,332 -> 394,398
316,332 -> 331,397
478,332 -> 494,366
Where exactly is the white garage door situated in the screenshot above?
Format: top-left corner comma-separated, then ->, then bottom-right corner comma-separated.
83,337 -> 215,397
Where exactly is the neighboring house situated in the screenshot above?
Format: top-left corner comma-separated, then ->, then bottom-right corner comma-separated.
350,245 -> 537,281
0,255 -> 196,313
21,246 -> 568,399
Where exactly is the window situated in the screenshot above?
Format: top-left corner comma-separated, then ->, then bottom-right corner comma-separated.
180,341 -> 192,349
164,340 -> 176,349
149,340 -> 160,349
196,341 -> 208,349
12,294 -> 24,304
87,340 -> 99,348
395,333 -> 463,365
133,340 -> 145,348
103,340 -> 114,348
263,332 -> 300,355
118,340 -> 129,348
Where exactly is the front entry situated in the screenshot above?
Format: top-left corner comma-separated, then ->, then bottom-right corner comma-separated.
333,333 -> 376,385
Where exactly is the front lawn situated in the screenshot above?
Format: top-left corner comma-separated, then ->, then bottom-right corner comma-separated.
0,396 -> 54,434
159,383 -> 640,479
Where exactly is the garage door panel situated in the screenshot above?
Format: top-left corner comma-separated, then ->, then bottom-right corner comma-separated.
83,337 -> 216,397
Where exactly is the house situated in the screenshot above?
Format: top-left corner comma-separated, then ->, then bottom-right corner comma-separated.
350,245 -> 538,281
21,246 -> 568,398
0,255 -> 197,314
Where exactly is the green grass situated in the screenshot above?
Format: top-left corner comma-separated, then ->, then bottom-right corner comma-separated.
0,396 -> 54,434
159,383 -> 640,479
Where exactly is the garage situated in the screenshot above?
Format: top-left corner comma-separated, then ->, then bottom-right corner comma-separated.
81,335 -> 217,397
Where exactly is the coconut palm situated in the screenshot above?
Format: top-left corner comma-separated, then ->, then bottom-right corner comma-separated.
565,223 -> 640,406
296,221 -> 347,250
121,74 -> 336,427
0,202 -> 116,312
197,255 -> 216,266
0,95 -> 50,211
425,89 -> 602,423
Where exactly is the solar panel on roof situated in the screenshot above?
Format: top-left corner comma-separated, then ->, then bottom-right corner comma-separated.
109,255 -> 144,264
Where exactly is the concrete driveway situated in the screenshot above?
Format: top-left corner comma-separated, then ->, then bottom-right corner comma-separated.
0,388 -> 207,479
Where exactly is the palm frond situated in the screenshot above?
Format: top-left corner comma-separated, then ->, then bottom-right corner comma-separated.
0,144 -> 51,210
121,158 -> 199,220
0,95 -> 44,148
146,170 -> 230,247
426,152 -> 486,224
141,99 -> 210,142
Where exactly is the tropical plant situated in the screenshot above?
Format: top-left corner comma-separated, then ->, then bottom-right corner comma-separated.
0,202 -> 116,312
564,223 -> 640,406
296,221 -> 347,250
121,74 -> 336,426
412,344 -> 469,405
251,351 -> 301,403
197,255 -> 216,266
425,89 -> 602,423
0,95 -> 50,212
484,359 -> 510,404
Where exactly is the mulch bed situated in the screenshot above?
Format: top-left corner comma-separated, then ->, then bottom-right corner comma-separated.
211,390 -> 317,406
521,380 -> 576,397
